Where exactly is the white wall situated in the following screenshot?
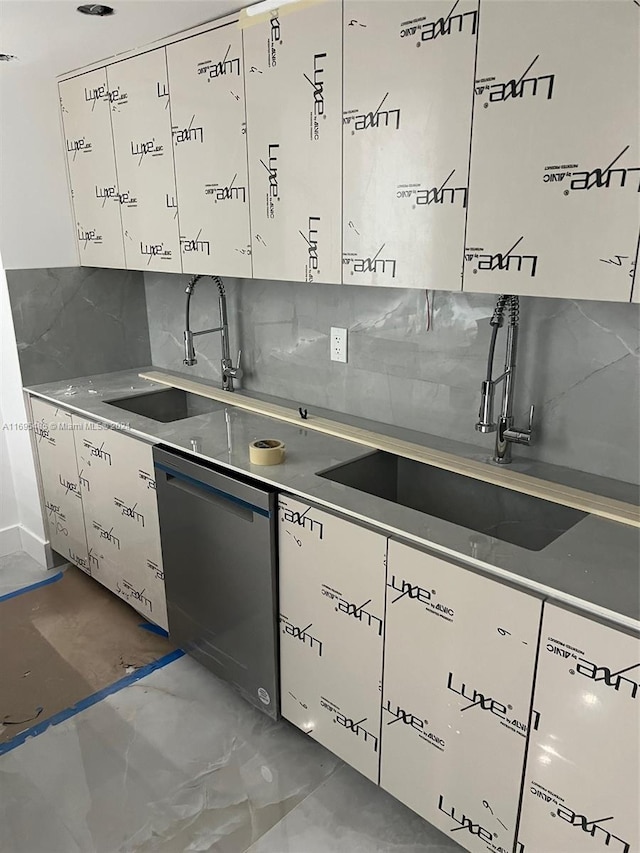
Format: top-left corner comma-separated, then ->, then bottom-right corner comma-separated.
0,261 -> 47,562
0,405 -> 20,556
0,0 -> 240,269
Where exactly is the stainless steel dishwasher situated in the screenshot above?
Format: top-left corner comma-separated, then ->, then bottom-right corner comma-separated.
153,445 -> 279,719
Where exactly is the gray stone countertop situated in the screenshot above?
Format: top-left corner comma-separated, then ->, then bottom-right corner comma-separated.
25,367 -> 640,630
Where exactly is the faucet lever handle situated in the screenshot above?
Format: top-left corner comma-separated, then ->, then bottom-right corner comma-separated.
527,404 -> 535,433
236,349 -> 242,371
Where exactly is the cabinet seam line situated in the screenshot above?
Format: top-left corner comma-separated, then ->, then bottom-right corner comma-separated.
377,536 -> 389,786
512,598 -> 546,851
241,28 -> 255,279
105,66 -> 128,268
164,47 -> 185,275
58,80 -> 81,267
460,0 -> 482,294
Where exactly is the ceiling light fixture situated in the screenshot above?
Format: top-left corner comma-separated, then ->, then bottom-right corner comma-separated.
77,4 -> 115,16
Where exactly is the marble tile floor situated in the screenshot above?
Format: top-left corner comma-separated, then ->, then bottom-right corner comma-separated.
0,549 -> 50,598
0,653 -> 463,853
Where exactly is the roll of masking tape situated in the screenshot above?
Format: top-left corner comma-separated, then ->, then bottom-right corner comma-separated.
249,439 -> 286,466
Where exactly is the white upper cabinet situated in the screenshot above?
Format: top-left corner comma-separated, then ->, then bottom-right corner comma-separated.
464,0 -> 640,301
243,0 -> 342,283
517,604 -> 639,853
342,0 -> 478,290
166,20 -> 252,277
108,49 -> 182,272
59,69 -> 125,269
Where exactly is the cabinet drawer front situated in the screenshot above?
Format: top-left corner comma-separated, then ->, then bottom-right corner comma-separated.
244,1 -> 342,283
464,0 -> 639,300
343,0 -> 477,291
108,49 -> 181,273
30,398 -> 89,572
166,20 -> 252,277
59,70 -> 125,269
72,415 -> 166,629
278,496 -> 386,781
517,604 -> 640,853
381,540 -> 541,853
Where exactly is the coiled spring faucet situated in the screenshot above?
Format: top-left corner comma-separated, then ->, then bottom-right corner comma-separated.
183,275 -> 242,392
476,294 -> 534,464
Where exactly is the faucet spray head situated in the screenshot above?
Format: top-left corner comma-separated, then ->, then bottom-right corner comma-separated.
185,274 -> 201,295
476,380 -> 496,433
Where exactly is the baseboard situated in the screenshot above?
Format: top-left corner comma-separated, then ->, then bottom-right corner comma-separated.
0,524 -> 50,569
15,525 -> 49,567
0,525 -> 22,557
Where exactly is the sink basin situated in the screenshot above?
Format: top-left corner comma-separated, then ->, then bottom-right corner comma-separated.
318,451 -> 587,551
105,388 -> 225,423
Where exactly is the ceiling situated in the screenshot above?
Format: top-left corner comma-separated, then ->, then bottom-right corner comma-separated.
0,0 -> 247,75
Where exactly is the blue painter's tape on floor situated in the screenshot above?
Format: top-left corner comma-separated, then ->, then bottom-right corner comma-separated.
138,621 -> 169,637
0,571 -> 64,604
0,648 -> 185,757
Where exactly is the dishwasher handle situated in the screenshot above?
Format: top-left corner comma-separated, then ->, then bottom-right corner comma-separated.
155,462 -> 271,520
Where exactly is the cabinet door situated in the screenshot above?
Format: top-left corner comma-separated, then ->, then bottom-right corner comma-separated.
244,1 -> 342,283
59,70 -> 125,268
343,0 -> 477,290
381,540 -> 542,853
72,416 -> 167,630
108,49 -> 182,273
30,398 -> 89,572
278,496 -> 387,781
464,0 -> 639,301
517,604 -> 639,853
166,19 -> 252,277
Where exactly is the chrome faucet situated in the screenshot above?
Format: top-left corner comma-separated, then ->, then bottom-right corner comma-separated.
476,294 -> 534,464
183,275 -> 242,392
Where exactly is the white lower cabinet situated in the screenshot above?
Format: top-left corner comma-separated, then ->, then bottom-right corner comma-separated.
72,415 -> 167,630
278,496 -> 387,782
30,398 -> 89,573
380,540 -> 542,853
29,396 -> 166,630
517,603 -> 639,853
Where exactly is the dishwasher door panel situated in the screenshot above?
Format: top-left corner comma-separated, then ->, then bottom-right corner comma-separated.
153,446 -> 279,718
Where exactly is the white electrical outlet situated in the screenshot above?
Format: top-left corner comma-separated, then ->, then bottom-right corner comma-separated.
330,327 -> 348,363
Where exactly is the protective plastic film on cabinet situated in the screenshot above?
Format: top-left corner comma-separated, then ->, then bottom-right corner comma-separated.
517,603 -> 639,853
166,17 -> 252,277
72,415 -> 167,630
30,398 -> 90,573
464,0 -> 640,301
108,49 -> 182,273
59,70 -> 126,269
243,0 -> 342,284
278,496 -> 387,782
381,540 -> 542,853
342,0 -> 477,290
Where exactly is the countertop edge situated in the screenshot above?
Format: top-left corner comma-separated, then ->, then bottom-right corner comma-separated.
24,383 -> 640,633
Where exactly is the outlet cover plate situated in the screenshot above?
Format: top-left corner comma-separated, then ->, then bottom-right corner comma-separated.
330,327 -> 348,363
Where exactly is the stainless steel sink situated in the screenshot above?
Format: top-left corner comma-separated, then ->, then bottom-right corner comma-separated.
318,451 -> 587,551
105,388 -> 225,423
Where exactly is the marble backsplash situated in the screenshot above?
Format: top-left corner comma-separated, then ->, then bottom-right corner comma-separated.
145,273 -> 640,485
7,267 -> 151,386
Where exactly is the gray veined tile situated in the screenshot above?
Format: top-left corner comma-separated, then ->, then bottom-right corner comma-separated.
145,271 -> 640,483
0,656 -> 340,853
246,763 -> 464,853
